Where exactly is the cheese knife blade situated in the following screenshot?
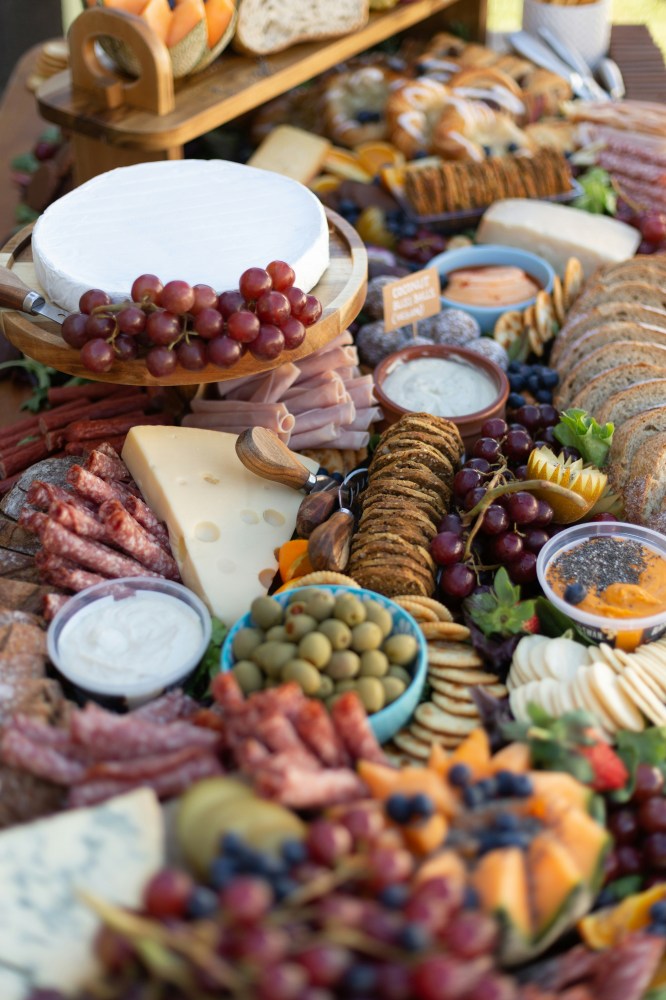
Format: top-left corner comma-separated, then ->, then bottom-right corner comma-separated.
0,265 -> 68,324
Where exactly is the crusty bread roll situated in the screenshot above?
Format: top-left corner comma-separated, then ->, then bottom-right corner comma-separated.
233,0 -> 370,56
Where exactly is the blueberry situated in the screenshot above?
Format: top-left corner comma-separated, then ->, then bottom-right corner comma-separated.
356,109 -> 381,124
526,373 -> 540,394
220,831 -> 246,857
273,876 -> 298,902
255,853 -> 287,878
511,775 -> 533,798
400,221 -> 419,238
463,885 -> 480,909
540,369 -> 559,388
650,900 -> 666,925
186,886 -> 218,919
386,792 -> 413,824
564,582 -> 587,605
508,360 -> 521,374
338,198 -> 359,219
282,839 -> 308,866
398,923 -> 431,952
495,770 -> 516,797
477,830 -> 501,855
477,777 -> 499,800
494,811 -> 520,832
509,374 -> 526,392
495,830 -> 530,849
463,784 -> 486,809
508,392 -> 526,409
536,389 -> 553,403
209,856 -> 236,890
449,763 -> 472,787
380,883 -> 410,909
343,963 -> 379,992
507,142 -> 519,152
410,792 -> 435,819
483,145 -> 492,156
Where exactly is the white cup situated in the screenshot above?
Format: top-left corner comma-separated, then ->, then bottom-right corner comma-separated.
522,0 -> 612,69
61,0 -> 81,34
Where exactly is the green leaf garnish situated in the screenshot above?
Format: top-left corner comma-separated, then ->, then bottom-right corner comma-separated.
184,616 -> 228,700
553,408 -> 614,468
574,167 -> 617,216
464,567 -> 536,638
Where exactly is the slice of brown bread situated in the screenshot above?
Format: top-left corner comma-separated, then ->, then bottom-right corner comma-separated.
587,256 -> 666,290
555,343 -> 666,408
567,282 -> 666,321
598,379 -> 666,426
623,430 -> 666,532
554,323 -> 666,372
571,364 -> 666,415
609,405 -> 666,489
551,305 -> 666,365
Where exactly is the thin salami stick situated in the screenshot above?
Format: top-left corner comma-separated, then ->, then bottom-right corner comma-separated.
18,508 -> 49,535
47,383 -> 130,404
67,753 -> 223,808
44,430 -> 66,452
254,712 -> 312,756
42,593 -> 70,620
35,550 -> 110,590
67,465 -> 134,505
27,480 -> 96,513
0,425 -> 43,451
330,691 -> 389,765
40,391 -> 148,434
98,499 -> 179,579
0,437 -> 50,479
37,398 -> 101,433
65,436 -> 127,457
1,727 -> 87,785
292,700 -> 351,768
65,412 -> 170,443
0,470 -> 24,494
0,412 -> 41,443
84,448 -> 131,482
123,494 -> 170,551
40,518 -> 162,580
12,715 -> 76,750
48,500 -> 108,541
132,690 -> 198,723
70,703 -> 222,757
83,745 -> 208,781
96,441 -> 123,459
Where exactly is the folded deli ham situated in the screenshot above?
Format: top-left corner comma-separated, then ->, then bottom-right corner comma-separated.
181,332 -> 381,451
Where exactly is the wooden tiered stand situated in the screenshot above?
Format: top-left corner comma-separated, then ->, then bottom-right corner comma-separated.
35,0 -> 486,185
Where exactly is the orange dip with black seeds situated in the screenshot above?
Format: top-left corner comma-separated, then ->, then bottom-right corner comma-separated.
546,536 -> 666,619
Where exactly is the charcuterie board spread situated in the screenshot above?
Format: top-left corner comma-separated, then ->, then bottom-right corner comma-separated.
4,11 -> 666,1000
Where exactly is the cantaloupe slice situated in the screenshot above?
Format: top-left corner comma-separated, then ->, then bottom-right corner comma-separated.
403,813 -> 448,856
97,0 -> 146,13
472,847 -> 532,943
140,0 -> 172,42
446,728 -> 491,780
415,848 -> 467,891
167,0 -> 205,46
528,771 -> 592,814
488,742 -> 531,775
357,760 -> 458,818
528,832 -> 583,939
204,0 -> 235,47
550,806 -> 610,886
166,0 -> 208,74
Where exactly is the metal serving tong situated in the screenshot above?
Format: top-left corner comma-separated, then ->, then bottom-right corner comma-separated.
509,30 -> 612,102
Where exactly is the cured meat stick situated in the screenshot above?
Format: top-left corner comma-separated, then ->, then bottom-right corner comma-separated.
84,448 -> 131,482
67,753 -> 223,808
292,700 -> 351,768
1,727 -> 87,784
255,762 -> 367,808
65,436 -> 127,457
84,745 -> 209,781
235,738 -> 271,772
39,391 -> 148,434
132,690 -> 198,723
0,437 -> 50,479
123,494 -> 170,551
254,711 -> 314,756
64,412 -> 170,443
27,480 -> 96,513
40,518 -> 162,580
47,501 -> 108,542
0,412 -> 41,445
42,593 -> 70,620
35,551 -> 109,591
67,465 -> 134,505
98,499 -> 180,579
18,509 -> 49,535
0,424 -> 42,452
70,702 -> 221,757
330,691 -> 390,765
47,383 -> 131,404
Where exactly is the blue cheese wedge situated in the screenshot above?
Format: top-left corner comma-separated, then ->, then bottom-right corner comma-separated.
0,788 -> 163,999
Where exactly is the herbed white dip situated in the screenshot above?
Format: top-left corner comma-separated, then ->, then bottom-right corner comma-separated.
382,356 -> 498,417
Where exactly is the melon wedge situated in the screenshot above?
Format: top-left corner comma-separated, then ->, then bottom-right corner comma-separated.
528,771 -> 592,814
204,0 -> 235,47
167,0 -> 205,46
488,742 -> 531,775
140,0 -> 172,42
472,847 -> 532,951
98,0 -> 146,13
528,832 -> 584,941
415,848 -> 467,892
446,728 -> 492,780
550,805 -> 610,887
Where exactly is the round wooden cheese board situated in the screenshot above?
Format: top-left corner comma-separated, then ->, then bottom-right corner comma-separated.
0,209 -> 367,386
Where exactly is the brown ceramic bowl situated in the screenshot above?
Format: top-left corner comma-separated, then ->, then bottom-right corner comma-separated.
373,343 -> 510,453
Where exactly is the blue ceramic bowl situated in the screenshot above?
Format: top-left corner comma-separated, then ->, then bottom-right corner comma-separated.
220,584 -> 428,745
429,243 -> 556,334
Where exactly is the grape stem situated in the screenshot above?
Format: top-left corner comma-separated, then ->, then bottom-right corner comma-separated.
462,465 -> 507,562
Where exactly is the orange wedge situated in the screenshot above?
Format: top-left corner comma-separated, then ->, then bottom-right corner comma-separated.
526,447 -> 607,524
355,141 -> 405,176
277,539 -> 312,583
309,174 -> 342,195
578,884 -> 666,950
323,148 -> 372,183
355,206 -> 396,249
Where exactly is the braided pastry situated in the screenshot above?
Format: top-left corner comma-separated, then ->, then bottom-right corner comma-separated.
449,67 -> 526,120
385,78 -> 451,159
323,65 -> 403,147
432,99 -> 533,162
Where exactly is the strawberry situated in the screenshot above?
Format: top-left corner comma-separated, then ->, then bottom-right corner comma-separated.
522,615 -> 540,635
578,738 -> 629,792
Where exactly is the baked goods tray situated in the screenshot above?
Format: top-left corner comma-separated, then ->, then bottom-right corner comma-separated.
0,210 -> 367,387
396,179 -> 583,233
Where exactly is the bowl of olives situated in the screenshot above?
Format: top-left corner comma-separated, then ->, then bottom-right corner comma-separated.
219,585 -> 428,744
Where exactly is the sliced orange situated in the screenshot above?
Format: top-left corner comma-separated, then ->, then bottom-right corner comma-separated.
578,883 -> 666,950
355,141 -> 405,176
277,539 -> 312,583
323,148 -> 372,183
355,206 -> 396,249
309,174 -> 342,195
526,446 -> 607,524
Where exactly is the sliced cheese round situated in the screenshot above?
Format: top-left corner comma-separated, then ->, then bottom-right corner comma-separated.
33,160 -> 330,312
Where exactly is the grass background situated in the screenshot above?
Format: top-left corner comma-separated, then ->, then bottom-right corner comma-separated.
488,0 -> 666,54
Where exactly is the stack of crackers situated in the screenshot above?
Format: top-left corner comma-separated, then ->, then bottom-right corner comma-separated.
27,41 -> 69,94
348,414 -> 463,598
404,148 -> 573,217
385,595 -> 508,765
493,258 -> 583,358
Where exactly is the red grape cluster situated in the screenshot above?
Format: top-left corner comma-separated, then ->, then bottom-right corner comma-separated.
604,764 -> 666,891
60,262 -> 323,377
430,406 -> 561,599
616,201 -> 666,256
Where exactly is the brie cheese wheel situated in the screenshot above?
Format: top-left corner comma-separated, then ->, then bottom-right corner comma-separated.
33,160 -> 330,313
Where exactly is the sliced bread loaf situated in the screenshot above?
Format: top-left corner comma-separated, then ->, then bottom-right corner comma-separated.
623,430 -> 666,532
554,323 -> 666,372
571,364 -> 666,415
551,305 -> 666,365
598,379 -> 666,427
234,0 -> 370,55
555,343 -> 666,408
588,256 -> 666,290
567,282 -> 666,321
609,405 -> 666,489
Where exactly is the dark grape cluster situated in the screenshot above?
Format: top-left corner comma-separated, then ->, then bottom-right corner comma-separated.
616,201 -> 666,256
506,361 -> 559,409
603,764 -> 666,892
430,407 -> 561,597
60,262 -> 323,377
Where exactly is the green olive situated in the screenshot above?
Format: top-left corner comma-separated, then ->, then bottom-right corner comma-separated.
288,588 -> 318,605
388,664 -> 412,685
318,618 -> 352,651
265,625 -> 288,642
315,674 -> 335,699
383,633 -> 418,666
298,631 -> 333,669
335,679 -> 357,693
231,660 -> 264,695
252,641 -> 298,677
285,601 -> 308,618
359,649 -> 389,678
232,627 -> 264,660
251,596 -> 284,630
283,614 -> 318,641
333,593 -> 366,627
356,676 -> 386,714
381,676 -> 407,704
304,590 -> 336,622
351,621 -> 383,653
364,601 -> 393,639
326,649 -> 361,680
282,659 -> 321,695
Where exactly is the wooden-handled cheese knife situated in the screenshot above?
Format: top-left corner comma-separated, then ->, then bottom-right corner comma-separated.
0,266 -> 68,324
235,426 -> 338,493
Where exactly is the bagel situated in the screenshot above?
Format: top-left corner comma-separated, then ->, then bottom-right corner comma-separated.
323,65 -> 403,147
386,78 -> 451,159
432,99 -> 533,162
449,67 -> 526,120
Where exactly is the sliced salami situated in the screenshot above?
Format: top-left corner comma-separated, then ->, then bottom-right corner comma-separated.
83,744 -> 209,781
48,500 -> 108,541
123,494 -> 171,551
235,737 -> 271,772
26,480 -> 96,513
132,689 -> 199,723
292,700 -> 351,768
70,702 -> 221,757
40,518 -> 162,580
84,448 -> 132,483
255,761 -> 366,808
1,727 -> 87,785
98,499 -> 179,579
66,751 -> 223,807
42,593 -> 70,621
254,711 -> 311,756
35,551 -> 109,592
330,691 -> 389,765
67,465 -> 134,506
